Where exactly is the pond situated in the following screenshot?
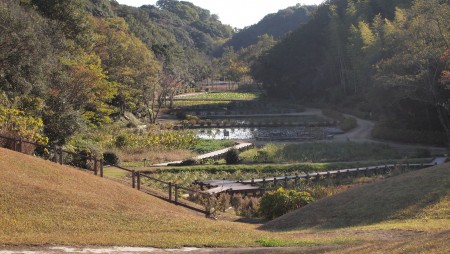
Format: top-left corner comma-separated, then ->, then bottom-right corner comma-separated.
202,115 -> 328,125
196,127 -> 340,140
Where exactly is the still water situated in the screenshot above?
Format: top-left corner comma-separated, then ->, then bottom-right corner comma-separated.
196,127 -> 337,140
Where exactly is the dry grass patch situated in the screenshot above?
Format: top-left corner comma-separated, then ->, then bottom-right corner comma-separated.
258,163 -> 450,253
261,164 -> 450,231
0,148 -> 269,247
113,148 -> 197,164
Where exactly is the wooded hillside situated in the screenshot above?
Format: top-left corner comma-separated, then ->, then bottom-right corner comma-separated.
0,0 -> 235,146
252,0 -> 450,144
223,4 -> 317,51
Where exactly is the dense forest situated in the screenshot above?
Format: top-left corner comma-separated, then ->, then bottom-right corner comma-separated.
223,4 -> 317,51
0,0 -> 238,146
252,0 -> 450,144
1,0 -> 449,148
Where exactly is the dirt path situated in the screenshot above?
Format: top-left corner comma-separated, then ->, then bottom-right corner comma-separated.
254,107 -> 448,155
0,245 -> 338,254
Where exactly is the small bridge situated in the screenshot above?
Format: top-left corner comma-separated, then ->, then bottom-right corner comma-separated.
195,157 -> 447,195
152,142 -> 254,166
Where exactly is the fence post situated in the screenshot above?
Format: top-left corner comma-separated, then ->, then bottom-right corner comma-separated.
137,172 -> 141,190
18,138 -> 23,153
262,177 -> 266,189
284,174 -> 288,188
294,173 -> 299,187
206,194 -> 211,216
13,138 -> 17,151
168,182 -> 172,201
100,159 -> 104,177
274,177 -> 277,187
59,148 -> 63,165
53,145 -> 57,163
174,184 -> 178,204
132,170 -> 136,188
94,158 -> 98,176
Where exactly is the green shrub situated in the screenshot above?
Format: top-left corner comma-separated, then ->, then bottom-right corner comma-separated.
372,123 -> 447,146
179,159 -> 197,166
216,193 -> 231,212
115,135 -> 128,148
70,149 -> 92,169
259,188 -> 314,220
322,109 -> 345,121
414,148 -> 431,158
322,109 -> 357,131
224,148 -> 240,164
103,151 -> 120,165
339,117 -> 357,132
126,122 -> 137,128
191,139 -> 235,154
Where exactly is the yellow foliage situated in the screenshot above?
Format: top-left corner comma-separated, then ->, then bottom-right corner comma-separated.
0,107 -> 47,144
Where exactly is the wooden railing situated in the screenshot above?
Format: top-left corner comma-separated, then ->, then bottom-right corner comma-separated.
0,134 -> 103,175
0,134 -> 211,215
111,164 -> 211,215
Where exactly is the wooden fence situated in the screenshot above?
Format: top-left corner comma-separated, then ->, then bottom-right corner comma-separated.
0,134 -> 211,215
0,134 -> 103,176
111,165 -> 210,215
195,162 -> 438,195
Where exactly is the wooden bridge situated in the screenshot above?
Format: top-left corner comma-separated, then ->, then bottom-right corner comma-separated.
195,157 -> 447,195
152,142 -> 254,166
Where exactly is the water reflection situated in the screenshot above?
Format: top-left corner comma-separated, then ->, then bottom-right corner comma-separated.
196,127 -> 320,140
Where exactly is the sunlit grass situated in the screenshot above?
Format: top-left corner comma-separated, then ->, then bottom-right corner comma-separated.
2,147 -> 448,253
0,148 -> 271,247
181,92 -> 260,100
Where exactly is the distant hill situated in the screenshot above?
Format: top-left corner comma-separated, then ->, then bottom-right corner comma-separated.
224,4 -> 317,51
261,164 -> 450,230
0,148 -> 265,246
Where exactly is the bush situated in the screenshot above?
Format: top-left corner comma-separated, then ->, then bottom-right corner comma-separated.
259,188 -> 314,220
322,109 -> 345,121
103,151 -> 120,165
224,148 -> 240,164
229,194 -> 259,217
70,149 -> 92,169
372,123 -> 447,146
339,117 -> 357,132
179,159 -> 197,166
414,148 -> 431,158
322,109 -> 357,131
126,122 -> 137,128
216,193 -> 231,212
115,135 -> 128,148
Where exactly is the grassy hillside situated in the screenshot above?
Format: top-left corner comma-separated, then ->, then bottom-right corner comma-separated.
2,147 -> 449,252
0,148 -> 269,247
262,164 -> 450,231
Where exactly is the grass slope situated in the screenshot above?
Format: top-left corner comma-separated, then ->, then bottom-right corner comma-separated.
261,164 -> 450,231
0,148 -> 269,247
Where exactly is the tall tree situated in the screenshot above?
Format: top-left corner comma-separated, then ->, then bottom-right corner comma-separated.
375,0 -> 450,142
93,17 -> 161,116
